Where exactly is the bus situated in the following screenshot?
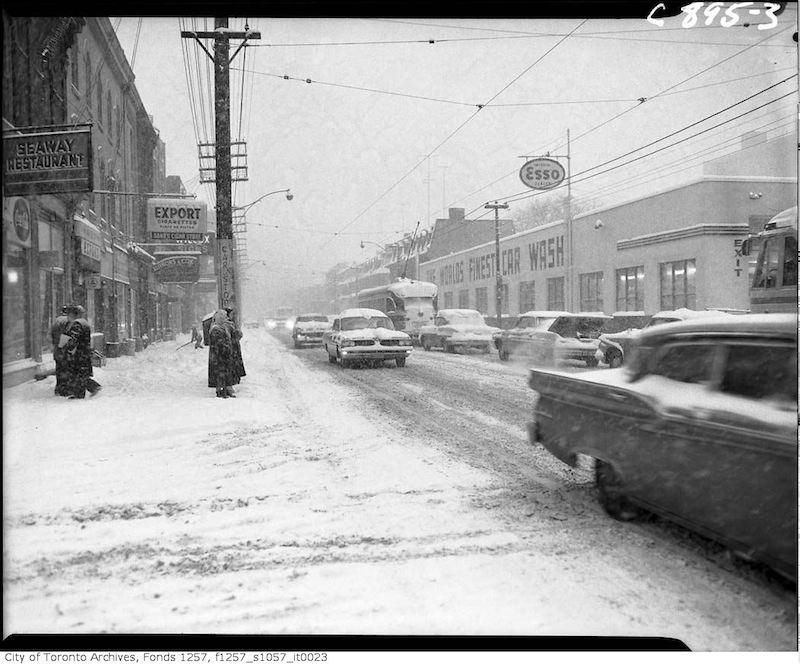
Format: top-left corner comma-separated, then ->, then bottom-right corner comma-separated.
741,207 -> 798,313
357,278 -> 438,342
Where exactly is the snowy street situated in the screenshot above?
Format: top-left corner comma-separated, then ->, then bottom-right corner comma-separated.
3,329 -> 796,649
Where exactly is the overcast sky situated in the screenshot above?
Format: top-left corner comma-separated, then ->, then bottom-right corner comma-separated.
112,10 -> 797,313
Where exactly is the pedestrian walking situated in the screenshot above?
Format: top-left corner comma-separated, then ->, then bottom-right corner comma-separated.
207,309 -> 235,398
62,304 -> 102,399
50,305 -> 71,396
224,307 -> 246,397
191,323 -> 203,349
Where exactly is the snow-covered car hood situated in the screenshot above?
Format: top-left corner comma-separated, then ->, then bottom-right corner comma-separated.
338,328 -> 411,342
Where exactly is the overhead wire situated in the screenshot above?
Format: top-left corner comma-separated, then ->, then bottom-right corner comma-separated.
317,18 -> 589,250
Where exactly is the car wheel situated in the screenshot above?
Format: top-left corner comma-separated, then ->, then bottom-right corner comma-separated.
396,357 -> 406,367
585,356 -> 599,368
498,347 -> 510,361
326,346 -> 337,364
595,460 -> 641,521
606,349 -> 623,368
422,337 -> 432,351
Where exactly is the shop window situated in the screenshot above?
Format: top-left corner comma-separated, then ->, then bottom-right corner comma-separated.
579,271 -> 604,312
3,245 -> 31,362
475,287 -> 488,313
660,259 -> 696,310
457,289 -> 469,308
547,277 -> 564,310
616,265 -> 644,311
519,280 -> 535,312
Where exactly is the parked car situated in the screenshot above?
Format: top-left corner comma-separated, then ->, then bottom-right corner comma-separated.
418,309 -> 500,353
292,313 -> 332,348
323,308 -> 413,368
528,313 -> 797,580
496,311 -> 610,367
597,308 -> 729,368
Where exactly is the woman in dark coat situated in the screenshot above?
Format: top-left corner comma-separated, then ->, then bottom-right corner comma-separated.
224,307 -> 246,395
208,310 -> 234,398
62,304 -> 101,399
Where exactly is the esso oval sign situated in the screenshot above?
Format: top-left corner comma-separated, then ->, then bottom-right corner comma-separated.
519,158 -> 565,190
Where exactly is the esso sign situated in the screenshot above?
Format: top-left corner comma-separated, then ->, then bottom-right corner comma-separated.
519,158 -> 565,190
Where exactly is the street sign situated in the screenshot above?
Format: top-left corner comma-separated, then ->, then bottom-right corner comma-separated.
519,158 -> 565,190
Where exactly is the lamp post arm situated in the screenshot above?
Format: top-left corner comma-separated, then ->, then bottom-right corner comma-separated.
236,189 -> 292,213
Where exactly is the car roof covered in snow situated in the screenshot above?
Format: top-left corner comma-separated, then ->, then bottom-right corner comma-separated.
638,313 -> 797,343
336,308 -> 389,319
518,310 -> 570,318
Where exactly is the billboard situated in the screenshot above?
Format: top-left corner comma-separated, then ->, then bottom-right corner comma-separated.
4,127 -> 92,196
147,198 -> 207,241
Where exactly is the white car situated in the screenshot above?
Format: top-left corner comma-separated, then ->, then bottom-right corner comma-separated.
323,308 -> 413,368
418,309 -> 500,353
292,313 -> 332,348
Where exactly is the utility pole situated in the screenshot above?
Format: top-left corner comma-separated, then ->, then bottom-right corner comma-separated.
485,201 -> 509,326
181,19 -> 260,312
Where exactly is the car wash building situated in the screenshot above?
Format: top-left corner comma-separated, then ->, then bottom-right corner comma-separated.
420,173 -> 796,318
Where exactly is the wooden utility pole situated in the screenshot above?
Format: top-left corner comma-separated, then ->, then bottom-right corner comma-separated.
181,19 -> 260,311
485,201 -> 509,326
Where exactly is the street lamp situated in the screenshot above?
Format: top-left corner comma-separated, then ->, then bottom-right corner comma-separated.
360,240 -> 386,251
235,188 -> 293,214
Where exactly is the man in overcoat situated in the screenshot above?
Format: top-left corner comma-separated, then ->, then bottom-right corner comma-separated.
50,305 -> 71,396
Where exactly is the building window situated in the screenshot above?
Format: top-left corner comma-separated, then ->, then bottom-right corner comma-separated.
660,259 -> 696,310
84,54 -> 92,115
70,43 -> 79,91
107,92 -> 113,138
547,277 -> 564,310
519,280 -> 535,312
579,271 -> 604,312
443,291 -> 453,308
616,265 -> 644,311
475,287 -> 488,313
3,244 -> 31,362
458,289 -> 469,308
96,73 -> 103,125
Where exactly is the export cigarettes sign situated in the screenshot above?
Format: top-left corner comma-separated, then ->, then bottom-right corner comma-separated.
147,198 -> 207,241
3,128 -> 93,196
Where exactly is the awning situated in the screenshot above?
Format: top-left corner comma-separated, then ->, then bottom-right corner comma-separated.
72,215 -> 102,245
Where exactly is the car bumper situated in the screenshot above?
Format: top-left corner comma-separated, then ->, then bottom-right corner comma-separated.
295,333 -> 324,343
340,347 -> 412,360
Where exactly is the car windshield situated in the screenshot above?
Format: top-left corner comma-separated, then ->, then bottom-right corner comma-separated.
296,315 -> 328,323
341,316 -> 394,331
549,317 -> 607,338
520,316 -> 557,329
443,311 -> 484,325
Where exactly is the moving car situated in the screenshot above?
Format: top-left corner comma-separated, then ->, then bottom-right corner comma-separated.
496,311 -> 610,367
528,313 -> 797,580
323,308 -> 413,368
418,309 -> 499,353
597,308 -> 729,368
292,313 -> 332,348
